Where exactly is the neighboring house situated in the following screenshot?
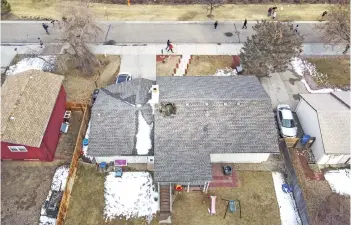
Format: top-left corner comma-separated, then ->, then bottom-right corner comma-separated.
88,78 -> 156,164
296,92 -> 350,165
1,70 -> 66,161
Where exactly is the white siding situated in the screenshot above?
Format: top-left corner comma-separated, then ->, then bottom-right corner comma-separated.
296,99 -> 325,164
95,155 -> 148,164
210,153 -> 271,163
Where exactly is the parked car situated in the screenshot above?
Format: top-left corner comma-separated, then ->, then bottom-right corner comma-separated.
276,104 -> 297,138
116,72 -> 132,84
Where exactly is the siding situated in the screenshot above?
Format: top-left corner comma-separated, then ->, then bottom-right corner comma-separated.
1,141 -> 43,160
296,99 -> 325,164
210,153 -> 271,163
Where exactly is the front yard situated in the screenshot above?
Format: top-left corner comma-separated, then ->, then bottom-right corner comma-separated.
172,171 -> 281,225
186,55 -> 233,76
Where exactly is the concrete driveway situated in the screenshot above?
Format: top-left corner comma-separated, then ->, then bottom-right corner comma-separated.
119,55 -> 156,81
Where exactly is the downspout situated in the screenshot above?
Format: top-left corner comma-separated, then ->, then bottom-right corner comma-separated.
169,182 -> 172,212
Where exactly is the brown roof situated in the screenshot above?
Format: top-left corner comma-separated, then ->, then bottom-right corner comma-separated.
1,70 -> 64,147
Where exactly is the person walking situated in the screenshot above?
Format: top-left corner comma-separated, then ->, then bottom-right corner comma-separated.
294,24 -> 299,33
166,39 -> 170,51
321,11 -> 328,20
167,42 -> 174,53
242,19 -> 248,29
38,38 -> 43,48
214,21 -> 218,29
343,44 -> 350,54
272,10 -> 277,20
42,23 -> 49,35
268,7 -> 272,17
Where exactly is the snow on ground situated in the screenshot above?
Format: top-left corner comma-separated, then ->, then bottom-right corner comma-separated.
136,111 -> 153,155
272,172 -> 302,225
6,56 -> 56,76
39,165 -> 69,225
83,121 -> 92,158
213,67 -> 237,76
324,169 -> 351,196
104,172 -> 159,223
290,57 -> 342,93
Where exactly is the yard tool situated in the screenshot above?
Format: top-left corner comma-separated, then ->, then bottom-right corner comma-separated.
222,199 -> 241,219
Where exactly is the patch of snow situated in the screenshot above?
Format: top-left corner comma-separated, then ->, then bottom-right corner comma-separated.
39,215 -> 56,225
6,56 -> 56,76
324,169 -> 351,196
51,165 -> 69,191
213,67 -> 237,76
272,172 -> 302,225
83,121 -> 93,159
290,57 -> 342,93
104,172 -> 159,223
136,111 -> 153,155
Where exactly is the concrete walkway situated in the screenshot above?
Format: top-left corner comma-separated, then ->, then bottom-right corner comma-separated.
120,55 -> 156,81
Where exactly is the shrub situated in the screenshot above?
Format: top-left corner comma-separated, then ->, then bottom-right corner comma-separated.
1,0 -> 11,15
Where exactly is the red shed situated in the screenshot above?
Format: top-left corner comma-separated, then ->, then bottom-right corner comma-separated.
1,70 -> 66,161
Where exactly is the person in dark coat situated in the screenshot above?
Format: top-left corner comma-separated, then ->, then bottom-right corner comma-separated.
294,24 -> 299,33
38,37 -> 43,48
166,39 -> 170,50
242,19 -> 248,29
268,7 -> 272,16
214,21 -> 218,29
42,23 -> 49,35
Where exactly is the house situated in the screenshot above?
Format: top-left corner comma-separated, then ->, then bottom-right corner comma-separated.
296,92 -> 350,165
1,70 -> 66,161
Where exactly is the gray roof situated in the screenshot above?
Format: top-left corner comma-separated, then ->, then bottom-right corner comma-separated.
88,78 -> 155,157
300,93 -> 350,154
154,76 -> 279,182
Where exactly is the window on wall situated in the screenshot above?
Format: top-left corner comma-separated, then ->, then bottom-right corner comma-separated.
8,146 -> 28,152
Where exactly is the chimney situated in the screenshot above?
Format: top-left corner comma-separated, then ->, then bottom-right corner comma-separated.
151,85 -> 159,104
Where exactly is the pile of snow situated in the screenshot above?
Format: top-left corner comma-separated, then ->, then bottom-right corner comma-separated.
6,56 -> 56,76
136,112 -> 153,155
272,172 -> 302,225
104,172 -> 159,223
39,165 -> 70,225
82,121 -> 93,159
213,67 -> 237,76
324,169 -> 351,196
290,57 -> 342,93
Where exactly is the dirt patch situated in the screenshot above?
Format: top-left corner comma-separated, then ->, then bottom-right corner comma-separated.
64,163 -> 159,225
54,110 -> 83,161
172,171 -> 280,225
186,55 -> 233,76
60,55 -> 120,103
156,55 -> 181,76
305,56 -> 350,89
1,160 -> 65,225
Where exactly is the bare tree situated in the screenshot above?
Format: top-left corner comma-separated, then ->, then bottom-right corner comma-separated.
313,193 -> 350,225
240,20 -> 303,77
58,1 -> 102,75
315,3 -> 350,54
202,0 -> 224,17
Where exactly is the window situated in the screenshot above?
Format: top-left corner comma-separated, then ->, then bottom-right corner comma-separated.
282,119 -> 296,128
278,111 -> 283,121
8,146 -> 28,152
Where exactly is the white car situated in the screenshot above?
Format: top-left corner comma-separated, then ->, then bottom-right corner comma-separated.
276,104 -> 297,138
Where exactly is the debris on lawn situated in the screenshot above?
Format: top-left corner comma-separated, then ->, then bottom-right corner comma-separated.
324,169 -> 351,196
136,111 -> 153,155
6,56 -> 56,76
290,57 -> 342,93
272,172 -> 302,225
104,172 -> 159,223
213,67 -> 237,76
39,165 -> 69,225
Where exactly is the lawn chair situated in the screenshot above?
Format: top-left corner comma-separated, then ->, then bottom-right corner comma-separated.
223,199 -> 242,219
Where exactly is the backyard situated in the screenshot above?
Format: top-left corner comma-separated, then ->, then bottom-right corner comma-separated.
172,171 -> 280,225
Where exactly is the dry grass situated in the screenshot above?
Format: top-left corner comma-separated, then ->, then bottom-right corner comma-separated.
6,1 -> 333,21
60,55 -> 120,103
172,171 -> 280,225
64,163 -> 159,225
156,55 -> 181,76
186,55 -> 233,76
306,57 -> 350,88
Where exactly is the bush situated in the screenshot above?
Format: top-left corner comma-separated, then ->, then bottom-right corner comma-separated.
1,0 -> 11,15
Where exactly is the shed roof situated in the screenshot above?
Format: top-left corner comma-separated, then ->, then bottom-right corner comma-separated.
1,70 -> 64,147
300,92 -> 350,154
154,76 -> 279,182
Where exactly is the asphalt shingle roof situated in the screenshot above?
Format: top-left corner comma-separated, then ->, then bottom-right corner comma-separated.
88,78 -> 155,157
154,76 -> 279,182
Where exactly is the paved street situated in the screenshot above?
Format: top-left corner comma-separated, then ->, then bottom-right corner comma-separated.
1,21 -> 326,44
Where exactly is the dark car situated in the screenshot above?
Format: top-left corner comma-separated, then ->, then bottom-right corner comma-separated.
116,72 -> 132,84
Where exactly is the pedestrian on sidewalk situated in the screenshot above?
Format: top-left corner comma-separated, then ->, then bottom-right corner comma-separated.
167,43 -> 174,53
214,21 -> 218,29
42,23 -> 50,35
294,25 -> 299,33
343,44 -> 350,54
166,39 -> 170,50
272,10 -> 277,20
268,7 -> 272,17
38,37 -> 43,48
321,11 -> 328,20
242,19 -> 247,29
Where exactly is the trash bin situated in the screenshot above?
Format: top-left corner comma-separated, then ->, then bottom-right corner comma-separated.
301,135 -> 311,145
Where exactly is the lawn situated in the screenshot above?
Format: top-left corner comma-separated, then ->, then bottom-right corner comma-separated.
186,55 -> 233,76
5,1 -> 332,21
305,57 -> 350,89
64,163 -> 159,225
172,171 -> 280,225
156,55 -> 181,76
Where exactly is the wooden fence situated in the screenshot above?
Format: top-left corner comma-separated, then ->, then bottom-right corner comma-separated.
284,137 -> 300,148
56,102 -> 91,225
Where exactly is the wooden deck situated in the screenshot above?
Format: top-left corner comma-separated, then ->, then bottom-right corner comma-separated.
160,184 -> 171,212
209,164 -> 238,188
